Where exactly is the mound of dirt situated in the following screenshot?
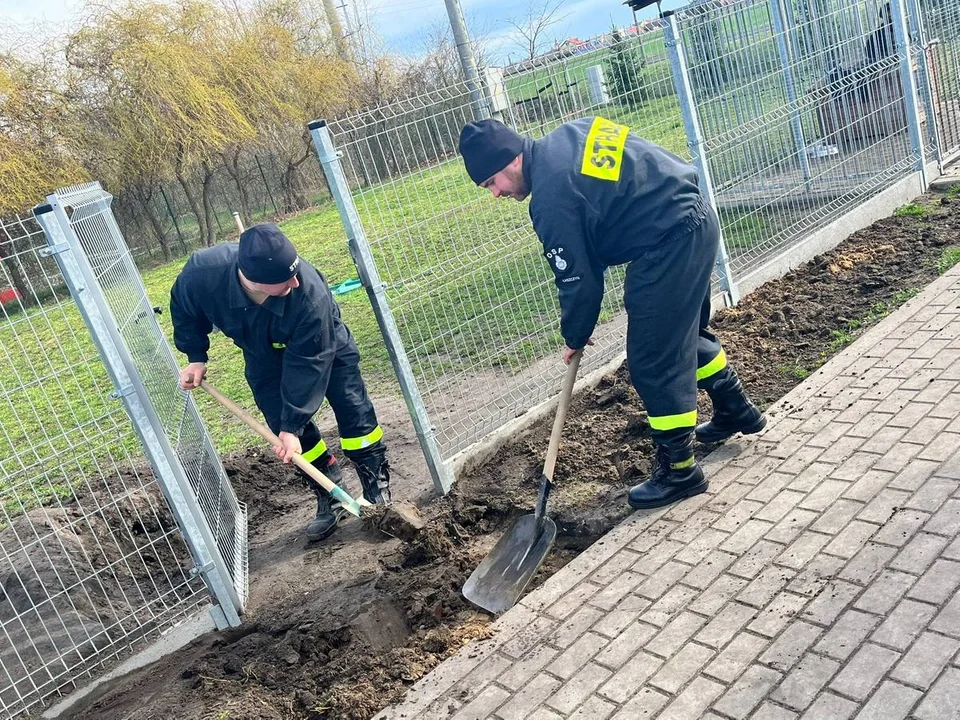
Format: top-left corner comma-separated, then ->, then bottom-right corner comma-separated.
53,191 -> 960,719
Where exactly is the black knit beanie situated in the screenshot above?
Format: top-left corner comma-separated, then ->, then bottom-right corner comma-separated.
458,119 -> 525,185
238,224 -> 300,284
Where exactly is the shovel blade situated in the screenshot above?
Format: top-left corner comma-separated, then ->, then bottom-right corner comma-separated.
463,513 -> 557,614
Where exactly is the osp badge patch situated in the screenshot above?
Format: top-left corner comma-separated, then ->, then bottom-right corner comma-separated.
546,247 -> 567,272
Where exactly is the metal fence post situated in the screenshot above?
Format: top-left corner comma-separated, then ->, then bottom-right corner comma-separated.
34,195 -> 243,630
904,0 -> 943,168
308,120 -> 454,495
890,0 -> 928,189
769,0 -> 811,182
663,11 -> 740,307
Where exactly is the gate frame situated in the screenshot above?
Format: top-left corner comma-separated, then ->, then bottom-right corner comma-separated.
33,188 -> 243,629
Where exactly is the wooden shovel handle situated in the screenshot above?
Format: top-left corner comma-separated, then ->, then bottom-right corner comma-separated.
199,380 -> 367,508
542,351 -> 582,482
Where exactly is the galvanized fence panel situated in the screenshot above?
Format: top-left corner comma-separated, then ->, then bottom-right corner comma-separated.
920,0 -> 960,161
0,210 -> 211,718
38,183 -> 248,622
676,0 -> 929,280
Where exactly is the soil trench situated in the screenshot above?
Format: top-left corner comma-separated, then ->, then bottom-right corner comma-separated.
29,191 -> 959,719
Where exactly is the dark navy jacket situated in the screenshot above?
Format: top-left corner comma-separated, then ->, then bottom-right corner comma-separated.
522,117 -> 706,349
169,243 -> 352,435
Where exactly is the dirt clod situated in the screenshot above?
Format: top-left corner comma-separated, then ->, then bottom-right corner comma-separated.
360,501 -> 425,541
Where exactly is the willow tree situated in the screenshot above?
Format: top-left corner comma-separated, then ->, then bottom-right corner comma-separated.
0,54 -> 85,215
67,1 -> 257,252
0,54 -> 86,305
222,0 -> 356,213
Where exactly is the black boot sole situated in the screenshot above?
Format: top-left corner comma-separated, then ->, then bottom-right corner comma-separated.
628,479 -> 709,510
696,414 -> 768,445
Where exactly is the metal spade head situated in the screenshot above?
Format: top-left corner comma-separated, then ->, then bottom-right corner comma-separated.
463,354 -> 580,615
462,513 -> 557,614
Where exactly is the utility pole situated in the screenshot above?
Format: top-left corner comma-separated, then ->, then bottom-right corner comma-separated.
322,0 -> 351,62
340,0 -> 369,64
337,0 -> 362,60
443,0 -> 487,121
337,0 -> 352,35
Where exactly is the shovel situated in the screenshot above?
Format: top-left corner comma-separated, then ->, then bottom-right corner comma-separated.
463,350 -> 582,613
200,380 -> 369,518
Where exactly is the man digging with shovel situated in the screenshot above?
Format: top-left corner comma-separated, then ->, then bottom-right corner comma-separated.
170,224 -> 393,541
459,117 -> 766,509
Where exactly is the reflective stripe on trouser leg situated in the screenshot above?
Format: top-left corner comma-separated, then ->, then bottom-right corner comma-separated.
648,411 -> 697,468
648,410 -> 698,433
697,347 -> 727,383
341,425 -> 384,452
623,206 -> 719,447
301,441 -> 327,462
299,421 -> 328,462
694,268 -> 726,391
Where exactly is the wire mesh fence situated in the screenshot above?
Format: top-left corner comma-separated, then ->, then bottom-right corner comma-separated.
680,0 -> 931,280
51,183 -> 248,618
321,0 -> 953,465
0,212 -> 210,717
920,0 -> 960,160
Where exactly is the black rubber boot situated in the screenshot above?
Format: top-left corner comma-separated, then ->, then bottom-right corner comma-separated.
351,445 -> 391,505
696,367 -> 766,444
305,452 -> 348,542
628,433 -> 707,510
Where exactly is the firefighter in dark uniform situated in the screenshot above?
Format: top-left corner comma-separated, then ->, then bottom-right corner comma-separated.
170,224 -> 391,540
458,117 -> 766,509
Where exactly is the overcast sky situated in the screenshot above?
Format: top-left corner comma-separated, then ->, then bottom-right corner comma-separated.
0,0 -> 669,64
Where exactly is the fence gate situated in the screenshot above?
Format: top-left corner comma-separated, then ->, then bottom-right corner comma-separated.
34,183 -> 247,623
0,182 -> 248,716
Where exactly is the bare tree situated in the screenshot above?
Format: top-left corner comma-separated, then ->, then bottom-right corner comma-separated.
417,14 -> 496,84
343,0 -> 391,72
418,21 -> 463,87
505,0 -> 569,63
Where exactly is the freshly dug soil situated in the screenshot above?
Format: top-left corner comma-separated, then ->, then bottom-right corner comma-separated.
51,190 -> 959,719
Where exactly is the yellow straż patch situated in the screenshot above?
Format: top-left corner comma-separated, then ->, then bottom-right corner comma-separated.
580,117 -> 629,182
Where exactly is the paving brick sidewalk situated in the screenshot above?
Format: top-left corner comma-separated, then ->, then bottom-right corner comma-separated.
377,264 -> 960,720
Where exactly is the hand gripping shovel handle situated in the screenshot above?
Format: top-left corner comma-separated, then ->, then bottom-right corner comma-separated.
199,380 -> 368,518
535,351 -> 582,527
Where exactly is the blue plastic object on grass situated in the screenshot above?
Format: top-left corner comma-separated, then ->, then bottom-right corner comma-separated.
330,278 -> 362,296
